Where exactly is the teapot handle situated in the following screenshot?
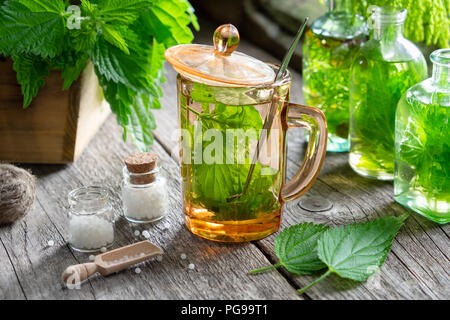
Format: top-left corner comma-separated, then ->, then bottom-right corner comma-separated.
281,103 -> 327,202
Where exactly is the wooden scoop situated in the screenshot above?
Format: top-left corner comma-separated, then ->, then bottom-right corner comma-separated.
62,240 -> 163,286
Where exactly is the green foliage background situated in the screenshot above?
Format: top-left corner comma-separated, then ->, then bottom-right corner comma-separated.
0,0 -> 198,151
352,0 -> 449,48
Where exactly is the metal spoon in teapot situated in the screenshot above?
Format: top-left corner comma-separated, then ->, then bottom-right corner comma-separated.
227,17 -> 309,202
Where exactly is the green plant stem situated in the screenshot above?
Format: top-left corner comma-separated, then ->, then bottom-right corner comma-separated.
250,263 -> 282,274
180,105 -> 201,116
297,269 -> 332,294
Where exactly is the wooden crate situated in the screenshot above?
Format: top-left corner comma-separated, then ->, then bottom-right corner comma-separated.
0,59 -> 110,163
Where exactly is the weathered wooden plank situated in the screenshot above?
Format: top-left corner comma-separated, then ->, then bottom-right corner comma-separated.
0,236 -> 26,300
152,30 -> 450,299
21,117 -> 301,300
0,197 -> 96,299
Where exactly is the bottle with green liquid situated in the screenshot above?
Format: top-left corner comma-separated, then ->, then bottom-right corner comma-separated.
349,6 -> 427,180
303,0 -> 366,152
395,49 -> 450,224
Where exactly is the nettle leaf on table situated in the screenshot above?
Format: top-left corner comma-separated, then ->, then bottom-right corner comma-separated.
298,214 -> 408,294
250,215 -> 408,295
0,0 -> 66,57
251,223 -> 329,275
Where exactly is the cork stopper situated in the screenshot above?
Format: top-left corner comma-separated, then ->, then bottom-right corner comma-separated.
124,153 -> 158,185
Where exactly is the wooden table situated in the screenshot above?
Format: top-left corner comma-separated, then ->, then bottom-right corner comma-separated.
1,22 -> 449,300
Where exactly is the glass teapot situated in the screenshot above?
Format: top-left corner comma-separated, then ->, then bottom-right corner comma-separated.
165,25 -> 328,242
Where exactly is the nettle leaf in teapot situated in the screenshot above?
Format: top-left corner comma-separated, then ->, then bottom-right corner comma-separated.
190,82 -> 264,106
180,82 -> 280,221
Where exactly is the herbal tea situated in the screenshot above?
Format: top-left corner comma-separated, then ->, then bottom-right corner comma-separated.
303,29 -> 363,151
167,24 -> 327,242
178,77 -> 289,242
349,57 -> 427,179
395,91 -> 450,223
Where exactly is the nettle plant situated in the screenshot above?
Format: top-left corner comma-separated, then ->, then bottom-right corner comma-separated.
353,0 -> 449,47
0,0 -> 198,151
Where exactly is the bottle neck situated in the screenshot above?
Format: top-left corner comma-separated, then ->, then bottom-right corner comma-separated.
431,50 -> 450,88
329,0 -> 352,12
371,22 -> 404,42
123,166 -> 158,185
369,7 -> 407,43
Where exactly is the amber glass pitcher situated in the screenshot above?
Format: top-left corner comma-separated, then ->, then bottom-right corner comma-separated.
165,25 -> 327,242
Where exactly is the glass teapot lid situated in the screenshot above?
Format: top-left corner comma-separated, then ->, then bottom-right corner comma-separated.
164,24 -> 276,86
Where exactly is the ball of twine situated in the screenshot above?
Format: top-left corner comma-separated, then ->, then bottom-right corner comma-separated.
0,164 -> 36,225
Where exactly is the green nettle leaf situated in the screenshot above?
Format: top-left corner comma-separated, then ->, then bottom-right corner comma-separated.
0,0 -> 66,57
96,0 -> 154,24
139,0 -> 198,48
12,54 -> 49,108
249,215 -> 408,294
250,223 -> 329,275
101,24 -> 130,54
100,78 -> 157,152
61,55 -> 89,90
297,214 -> 408,294
1,0 -> 198,151
90,33 -> 151,91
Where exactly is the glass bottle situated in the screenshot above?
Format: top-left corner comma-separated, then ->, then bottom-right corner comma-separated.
68,186 -> 115,252
394,49 -> 450,224
349,6 -> 427,180
303,0 -> 366,152
121,154 -> 168,224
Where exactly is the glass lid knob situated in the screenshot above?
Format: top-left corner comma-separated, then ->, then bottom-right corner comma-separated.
213,24 -> 240,56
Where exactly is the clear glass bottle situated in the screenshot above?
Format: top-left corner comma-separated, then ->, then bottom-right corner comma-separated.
122,161 -> 168,224
349,6 -> 427,180
303,0 -> 366,152
394,49 -> 450,224
68,186 -> 115,252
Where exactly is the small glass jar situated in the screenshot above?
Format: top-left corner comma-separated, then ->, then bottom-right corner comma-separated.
122,164 -> 168,223
349,6 -> 427,180
394,49 -> 450,224
68,186 -> 115,252
303,0 -> 367,152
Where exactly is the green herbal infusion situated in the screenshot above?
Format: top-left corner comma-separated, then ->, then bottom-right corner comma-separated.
349,6 -> 427,180
395,49 -> 450,224
302,0 -> 366,152
178,77 -> 288,242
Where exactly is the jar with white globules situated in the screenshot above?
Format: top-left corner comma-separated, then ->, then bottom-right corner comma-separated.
68,186 -> 115,252
122,153 -> 168,223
